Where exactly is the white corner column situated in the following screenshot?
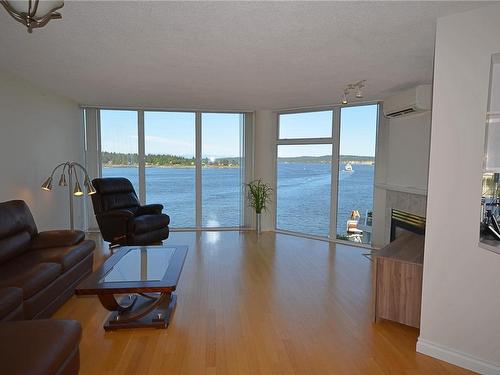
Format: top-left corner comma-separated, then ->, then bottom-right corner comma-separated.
253,110 -> 277,231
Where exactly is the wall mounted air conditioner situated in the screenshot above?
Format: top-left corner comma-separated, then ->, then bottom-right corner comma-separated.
383,84 -> 432,118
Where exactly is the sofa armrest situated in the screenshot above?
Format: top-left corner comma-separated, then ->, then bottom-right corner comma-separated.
137,204 -> 164,216
30,230 -> 85,250
0,288 -> 23,321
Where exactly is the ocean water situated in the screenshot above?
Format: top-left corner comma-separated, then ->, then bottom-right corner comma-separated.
103,163 -> 374,239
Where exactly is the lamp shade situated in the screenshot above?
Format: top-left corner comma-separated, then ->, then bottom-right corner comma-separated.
86,181 -> 96,195
73,180 -> 83,196
58,173 -> 67,187
41,176 -> 53,191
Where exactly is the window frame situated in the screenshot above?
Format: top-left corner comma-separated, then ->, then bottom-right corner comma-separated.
91,107 -> 251,231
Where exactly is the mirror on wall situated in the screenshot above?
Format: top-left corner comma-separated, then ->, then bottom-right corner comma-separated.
479,52 -> 500,254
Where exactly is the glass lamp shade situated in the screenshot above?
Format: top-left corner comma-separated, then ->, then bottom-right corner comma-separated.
7,1 -> 63,16
41,176 -> 53,191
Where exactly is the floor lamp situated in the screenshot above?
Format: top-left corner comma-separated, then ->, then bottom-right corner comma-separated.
41,161 -> 96,230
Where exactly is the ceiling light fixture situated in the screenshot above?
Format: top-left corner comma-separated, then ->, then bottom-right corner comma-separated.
341,80 -> 367,105
1,0 -> 64,33
341,90 -> 349,105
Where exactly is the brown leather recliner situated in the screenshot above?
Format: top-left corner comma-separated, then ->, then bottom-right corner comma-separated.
0,200 -> 95,319
91,177 -> 170,246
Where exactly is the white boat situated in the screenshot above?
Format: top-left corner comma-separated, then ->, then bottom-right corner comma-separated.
344,162 -> 353,172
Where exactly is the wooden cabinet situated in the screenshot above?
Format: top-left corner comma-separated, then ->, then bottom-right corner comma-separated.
373,233 -> 424,328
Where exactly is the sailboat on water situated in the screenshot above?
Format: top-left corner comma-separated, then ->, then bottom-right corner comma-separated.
344,162 -> 353,172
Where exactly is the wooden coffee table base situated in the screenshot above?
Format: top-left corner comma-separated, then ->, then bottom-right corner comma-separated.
100,292 -> 177,331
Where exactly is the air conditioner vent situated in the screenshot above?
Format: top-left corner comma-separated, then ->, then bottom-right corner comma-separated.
385,107 -> 417,118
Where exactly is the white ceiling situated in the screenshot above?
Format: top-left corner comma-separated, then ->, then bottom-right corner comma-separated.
0,1 -> 493,111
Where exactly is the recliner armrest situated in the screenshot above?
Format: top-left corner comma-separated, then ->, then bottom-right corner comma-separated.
136,204 -> 164,216
30,230 -> 85,250
95,209 -> 135,244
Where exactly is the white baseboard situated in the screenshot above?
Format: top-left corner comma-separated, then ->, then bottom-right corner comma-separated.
417,338 -> 500,375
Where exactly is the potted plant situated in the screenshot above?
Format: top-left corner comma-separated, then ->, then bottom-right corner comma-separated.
244,179 -> 273,234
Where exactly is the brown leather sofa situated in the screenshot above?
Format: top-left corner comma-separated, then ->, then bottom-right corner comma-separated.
0,200 -> 95,374
0,200 -> 95,319
0,288 -> 81,375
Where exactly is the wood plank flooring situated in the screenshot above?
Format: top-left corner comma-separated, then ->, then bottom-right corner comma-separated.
54,231 -> 474,375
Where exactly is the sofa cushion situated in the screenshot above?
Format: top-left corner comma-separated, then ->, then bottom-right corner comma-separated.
133,213 -> 170,234
30,239 -> 95,273
0,200 -> 38,265
0,319 -> 81,375
0,261 -> 61,299
0,287 -> 23,321
30,230 -> 85,250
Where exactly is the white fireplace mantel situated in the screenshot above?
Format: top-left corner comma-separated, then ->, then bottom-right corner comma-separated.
375,182 -> 427,196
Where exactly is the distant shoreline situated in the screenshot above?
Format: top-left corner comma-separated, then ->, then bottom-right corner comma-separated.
103,160 -> 374,169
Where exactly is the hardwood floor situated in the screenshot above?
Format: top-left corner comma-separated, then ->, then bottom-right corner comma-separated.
54,231 -> 473,375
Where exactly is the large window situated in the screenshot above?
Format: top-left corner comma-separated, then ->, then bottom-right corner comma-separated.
277,144 -> 332,236
100,110 -> 139,193
144,112 -> 196,228
98,110 -> 246,229
276,105 -> 378,244
336,105 -> 377,244
276,110 -> 333,237
202,113 -> 243,227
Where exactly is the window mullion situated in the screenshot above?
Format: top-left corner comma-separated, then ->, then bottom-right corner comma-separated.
330,109 -> 341,240
195,112 -> 202,229
138,110 -> 146,204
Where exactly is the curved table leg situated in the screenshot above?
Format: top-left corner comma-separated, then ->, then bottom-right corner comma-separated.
99,292 -> 177,331
98,294 -> 137,312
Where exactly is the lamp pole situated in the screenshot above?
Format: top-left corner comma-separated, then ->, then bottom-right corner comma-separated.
68,164 -> 74,230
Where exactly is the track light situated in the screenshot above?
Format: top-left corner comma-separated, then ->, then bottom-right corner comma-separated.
340,80 -> 366,104
341,90 -> 348,105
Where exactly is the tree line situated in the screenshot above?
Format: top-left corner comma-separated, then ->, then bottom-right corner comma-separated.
101,152 -> 240,167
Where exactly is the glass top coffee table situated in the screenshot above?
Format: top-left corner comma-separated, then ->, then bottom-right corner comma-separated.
76,245 -> 187,331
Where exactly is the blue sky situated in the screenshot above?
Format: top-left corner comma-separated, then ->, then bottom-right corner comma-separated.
100,104 -> 377,158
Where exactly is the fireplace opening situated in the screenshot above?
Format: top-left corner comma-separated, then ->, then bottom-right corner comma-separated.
390,209 -> 426,242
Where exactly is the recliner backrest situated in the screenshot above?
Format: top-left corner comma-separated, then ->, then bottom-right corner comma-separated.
91,178 -> 140,214
0,200 -> 38,265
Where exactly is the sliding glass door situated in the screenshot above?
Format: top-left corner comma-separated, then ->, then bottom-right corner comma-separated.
98,110 -> 246,229
144,112 -> 196,228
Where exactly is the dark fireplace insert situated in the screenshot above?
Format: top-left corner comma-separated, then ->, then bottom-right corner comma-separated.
390,209 -> 426,241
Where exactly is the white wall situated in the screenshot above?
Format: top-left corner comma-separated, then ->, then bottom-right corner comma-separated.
253,110 -> 277,231
0,71 -> 85,230
417,6 -> 500,374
